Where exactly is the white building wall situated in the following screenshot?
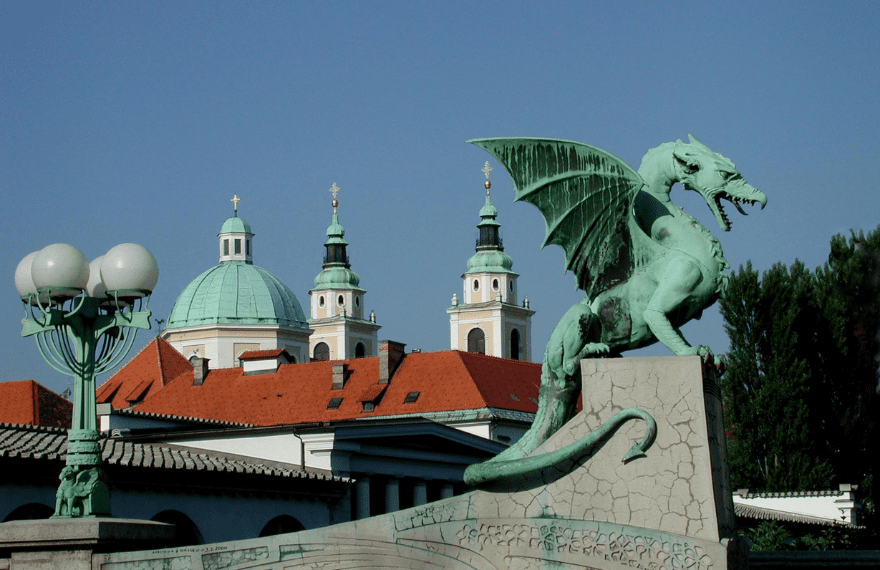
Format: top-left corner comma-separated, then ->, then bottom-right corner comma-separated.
165,433 -> 304,467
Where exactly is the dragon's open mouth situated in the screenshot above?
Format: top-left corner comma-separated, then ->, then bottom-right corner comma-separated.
713,195 -> 764,231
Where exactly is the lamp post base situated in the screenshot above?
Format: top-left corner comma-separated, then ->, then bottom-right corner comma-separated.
53,431 -> 111,518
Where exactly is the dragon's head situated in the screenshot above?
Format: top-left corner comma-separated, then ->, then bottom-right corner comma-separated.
673,135 -> 767,231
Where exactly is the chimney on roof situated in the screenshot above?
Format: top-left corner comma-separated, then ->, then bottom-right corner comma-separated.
378,340 -> 406,385
332,363 -> 347,390
190,356 -> 209,386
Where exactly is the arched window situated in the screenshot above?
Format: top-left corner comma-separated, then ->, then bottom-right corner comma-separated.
2,503 -> 53,522
510,328 -> 521,361
151,510 -> 204,547
467,328 -> 486,354
259,515 -> 305,537
355,342 -> 366,358
313,342 -> 330,361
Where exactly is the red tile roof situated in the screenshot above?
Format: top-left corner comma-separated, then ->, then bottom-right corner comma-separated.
97,337 -> 192,409
0,380 -> 72,428
129,350 -> 540,426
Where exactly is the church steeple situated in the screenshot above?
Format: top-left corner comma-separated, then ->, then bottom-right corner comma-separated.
308,183 -> 380,361
476,162 -> 503,250
465,163 -> 514,280
323,183 -> 351,268
448,163 -> 535,360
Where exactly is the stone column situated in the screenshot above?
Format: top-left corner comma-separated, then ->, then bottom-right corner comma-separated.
413,480 -> 427,506
440,483 -> 454,499
355,476 -> 370,520
384,478 -> 400,513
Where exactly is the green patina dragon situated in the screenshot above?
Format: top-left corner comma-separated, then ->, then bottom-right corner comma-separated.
464,136 -> 766,485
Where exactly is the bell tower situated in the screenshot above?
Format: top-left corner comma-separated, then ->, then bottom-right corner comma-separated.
447,163 -> 535,360
308,183 -> 381,361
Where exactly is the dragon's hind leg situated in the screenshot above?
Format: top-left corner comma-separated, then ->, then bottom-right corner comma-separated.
476,301 -> 609,467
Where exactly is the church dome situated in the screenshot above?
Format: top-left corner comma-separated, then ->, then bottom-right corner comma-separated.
166,261 -> 308,329
219,216 -> 252,235
167,200 -> 308,330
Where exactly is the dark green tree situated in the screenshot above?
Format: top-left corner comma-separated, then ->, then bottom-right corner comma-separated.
721,261 -> 833,491
721,225 -> 880,545
813,227 -> 880,524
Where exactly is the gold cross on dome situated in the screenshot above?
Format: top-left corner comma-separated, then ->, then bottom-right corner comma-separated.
482,161 -> 493,180
231,194 -> 240,212
329,183 -> 340,200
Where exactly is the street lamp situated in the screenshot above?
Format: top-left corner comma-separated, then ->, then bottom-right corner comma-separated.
14,243 -> 158,518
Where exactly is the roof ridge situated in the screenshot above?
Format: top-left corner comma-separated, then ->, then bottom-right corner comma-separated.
155,336 -> 166,386
116,406 -> 254,427
30,380 -> 39,426
0,421 -> 68,434
453,350 -> 492,410
739,489 -> 845,498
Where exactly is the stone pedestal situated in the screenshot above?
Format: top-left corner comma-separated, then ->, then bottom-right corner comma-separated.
96,356 -> 748,570
0,518 -> 174,570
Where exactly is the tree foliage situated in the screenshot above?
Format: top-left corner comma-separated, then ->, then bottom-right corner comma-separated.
721,225 -> 880,540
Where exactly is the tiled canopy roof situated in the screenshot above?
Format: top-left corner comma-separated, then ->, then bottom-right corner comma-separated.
0,423 -> 343,482
0,380 -> 71,428
105,339 -> 540,426
733,503 -> 855,527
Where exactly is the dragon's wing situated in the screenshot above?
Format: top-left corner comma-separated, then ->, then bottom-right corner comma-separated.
469,137 -> 644,297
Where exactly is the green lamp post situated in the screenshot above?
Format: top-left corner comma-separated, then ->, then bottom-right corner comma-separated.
14,242 -> 159,518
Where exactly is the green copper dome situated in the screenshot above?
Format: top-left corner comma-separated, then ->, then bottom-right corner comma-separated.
313,266 -> 362,290
466,249 -> 515,274
219,216 -> 252,235
478,195 -> 498,219
167,261 -> 308,329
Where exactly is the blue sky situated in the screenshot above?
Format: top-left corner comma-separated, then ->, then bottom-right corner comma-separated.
2,2 -> 879,395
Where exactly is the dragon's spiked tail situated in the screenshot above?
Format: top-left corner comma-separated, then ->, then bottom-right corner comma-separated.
464,408 -> 657,486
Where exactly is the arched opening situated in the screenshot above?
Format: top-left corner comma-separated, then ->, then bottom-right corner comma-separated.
313,342 -> 330,361
467,328 -> 486,354
258,514 -> 305,537
510,328 -> 521,361
151,510 -> 204,547
355,342 -> 366,358
2,503 -> 53,522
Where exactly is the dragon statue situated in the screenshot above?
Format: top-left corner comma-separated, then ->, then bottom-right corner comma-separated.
464,136 -> 766,485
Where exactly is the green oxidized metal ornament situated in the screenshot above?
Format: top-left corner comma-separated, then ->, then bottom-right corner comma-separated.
465,136 -> 766,485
